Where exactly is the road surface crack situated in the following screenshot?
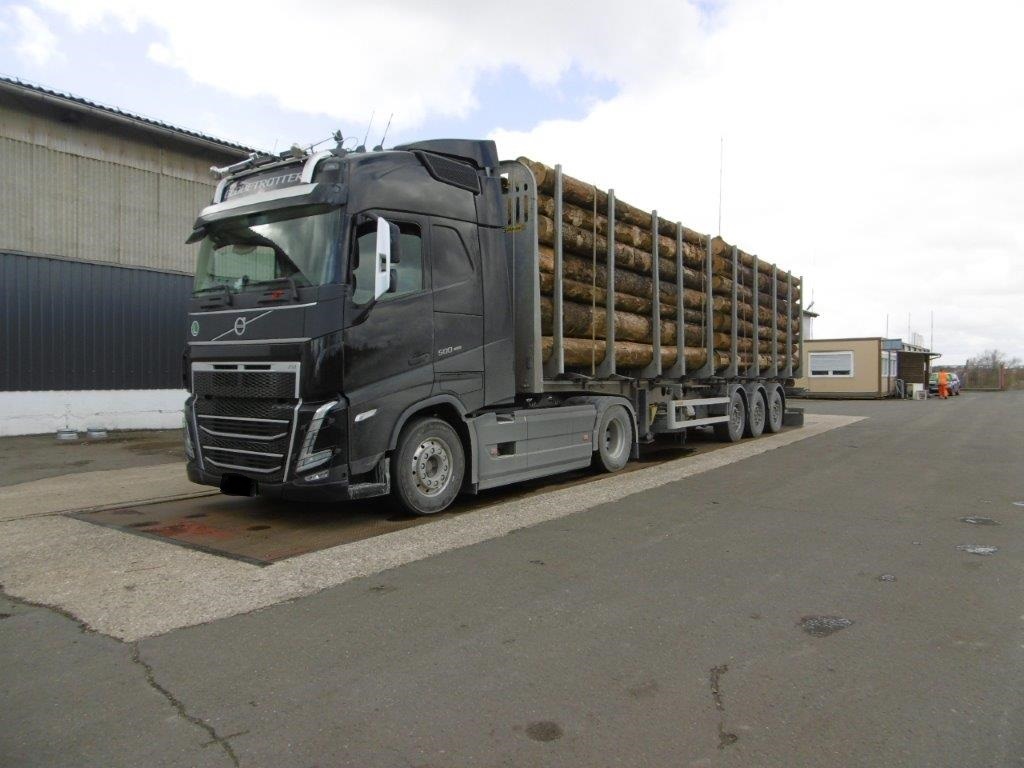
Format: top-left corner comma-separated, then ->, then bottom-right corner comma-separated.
0,585 -> 96,635
709,663 -> 738,749
130,643 -> 240,767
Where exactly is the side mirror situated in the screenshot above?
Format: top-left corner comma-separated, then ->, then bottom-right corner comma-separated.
373,217 -> 392,300
387,268 -> 398,293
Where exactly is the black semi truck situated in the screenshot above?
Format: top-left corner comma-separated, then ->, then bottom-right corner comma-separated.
183,139 -> 802,514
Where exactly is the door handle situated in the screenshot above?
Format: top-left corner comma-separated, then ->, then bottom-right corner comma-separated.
408,352 -> 430,367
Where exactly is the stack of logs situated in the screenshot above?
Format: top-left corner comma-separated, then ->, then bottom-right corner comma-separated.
522,158 -> 801,373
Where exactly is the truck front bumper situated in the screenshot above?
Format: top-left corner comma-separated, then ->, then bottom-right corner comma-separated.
186,459 -> 390,503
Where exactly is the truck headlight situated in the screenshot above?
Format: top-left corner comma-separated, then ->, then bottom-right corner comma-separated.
295,400 -> 339,473
183,417 -> 195,459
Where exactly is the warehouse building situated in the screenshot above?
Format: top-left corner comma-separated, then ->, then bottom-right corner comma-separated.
0,77 -> 252,435
795,337 -> 938,398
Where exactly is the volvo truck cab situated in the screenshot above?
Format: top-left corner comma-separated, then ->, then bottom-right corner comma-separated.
184,139 -> 527,514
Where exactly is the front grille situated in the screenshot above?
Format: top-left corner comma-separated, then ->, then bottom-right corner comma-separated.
192,362 -> 299,482
204,447 -> 284,474
194,370 -> 295,399
197,416 -> 290,440
194,397 -> 295,421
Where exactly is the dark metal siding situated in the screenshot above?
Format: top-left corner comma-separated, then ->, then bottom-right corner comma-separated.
1,251 -> 190,391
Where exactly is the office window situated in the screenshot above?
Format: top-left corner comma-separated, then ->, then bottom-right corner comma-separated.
809,351 -> 854,377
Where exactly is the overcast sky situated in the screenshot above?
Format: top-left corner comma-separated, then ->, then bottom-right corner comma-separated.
1,0 -> 1020,363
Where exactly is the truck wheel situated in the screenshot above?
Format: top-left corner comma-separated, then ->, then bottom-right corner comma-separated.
713,390 -> 746,443
744,391 -> 766,438
594,405 -> 632,473
390,417 -> 465,516
765,387 -> 784,433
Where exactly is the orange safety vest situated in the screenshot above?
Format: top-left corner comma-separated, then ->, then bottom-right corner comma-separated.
938,371 -> 949,386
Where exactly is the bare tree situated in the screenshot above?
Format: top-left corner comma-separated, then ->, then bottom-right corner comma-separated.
966,349 -> 1022,368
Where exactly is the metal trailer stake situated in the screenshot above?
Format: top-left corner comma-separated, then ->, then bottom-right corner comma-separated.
768,266 -> 778,377
793,275 -> 803,378
664,223 -> 686,379
751,254 -> 760,377
641,210 -> 661,379
784,273 -> 793,377
596,190 -> 617,377
689,235 -> 716,379
723,245 -> 739,378
544,164 -> 564,377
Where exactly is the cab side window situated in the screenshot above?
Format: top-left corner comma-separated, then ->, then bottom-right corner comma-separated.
350,221 -> 424,305
432,225 -> 474,289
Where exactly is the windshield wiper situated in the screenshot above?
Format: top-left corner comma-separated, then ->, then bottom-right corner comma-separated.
193,283 -> 233,307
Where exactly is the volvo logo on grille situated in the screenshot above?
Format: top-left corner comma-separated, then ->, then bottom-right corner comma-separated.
209,309 -> 274,342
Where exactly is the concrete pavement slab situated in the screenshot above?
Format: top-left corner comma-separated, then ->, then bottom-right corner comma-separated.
0,414 -> 858,640
0,462 -> 215,521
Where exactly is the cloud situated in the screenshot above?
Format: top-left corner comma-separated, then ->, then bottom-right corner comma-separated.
492,0 -> 1024,362
5,5 -> 62,66
31,0 -> 1024,361
35,0 -> 703,131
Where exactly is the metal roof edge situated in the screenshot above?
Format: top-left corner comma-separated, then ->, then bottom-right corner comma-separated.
0,74 -> 256,158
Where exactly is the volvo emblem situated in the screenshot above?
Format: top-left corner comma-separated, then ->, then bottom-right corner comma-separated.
233,316 -> 247,336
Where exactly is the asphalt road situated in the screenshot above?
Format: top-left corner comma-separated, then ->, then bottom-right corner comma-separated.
2,393 -> 1023,767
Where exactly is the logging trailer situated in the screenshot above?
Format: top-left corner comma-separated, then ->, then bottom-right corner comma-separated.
183,139 -> 803,514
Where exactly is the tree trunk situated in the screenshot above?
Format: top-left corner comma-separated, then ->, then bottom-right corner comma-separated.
540,297 -> 703,347
524,158 -> 799,282
543,336 -> 718,370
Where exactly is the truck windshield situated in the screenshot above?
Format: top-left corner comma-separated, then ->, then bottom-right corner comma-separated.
193,206 -> 340,294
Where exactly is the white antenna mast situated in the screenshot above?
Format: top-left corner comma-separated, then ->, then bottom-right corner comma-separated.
717,135 -> 724,236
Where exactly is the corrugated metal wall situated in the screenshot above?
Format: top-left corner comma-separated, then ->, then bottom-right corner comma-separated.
0,135 -> 214,274
1,251 -> 191,391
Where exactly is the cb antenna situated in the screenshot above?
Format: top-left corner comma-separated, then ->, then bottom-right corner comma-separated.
357,110 -> 375,152
374,113 -> 394,151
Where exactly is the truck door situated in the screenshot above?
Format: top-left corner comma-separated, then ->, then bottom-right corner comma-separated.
343,212 -> 433,472
430,219 -> 484,411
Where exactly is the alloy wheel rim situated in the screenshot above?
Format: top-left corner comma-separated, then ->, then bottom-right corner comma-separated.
411,437 -> 453,497
604,416 -> 625,459
754,400 -> 765,428
731,402 -> 744,433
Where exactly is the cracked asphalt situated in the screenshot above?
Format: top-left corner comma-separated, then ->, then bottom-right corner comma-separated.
2,393 -> 1023,767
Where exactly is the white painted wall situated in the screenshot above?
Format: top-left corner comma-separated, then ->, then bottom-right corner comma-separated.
0,390 -> 188,437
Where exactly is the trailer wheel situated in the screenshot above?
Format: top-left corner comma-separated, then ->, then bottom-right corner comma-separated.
744,391 -> 766,438
713,390 -> 746,443
765,387 -> 784,433
594,405 -> 632,473
390,417 -> 465,516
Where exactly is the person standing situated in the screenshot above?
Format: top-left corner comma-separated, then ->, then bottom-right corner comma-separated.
938,370 -> 949,400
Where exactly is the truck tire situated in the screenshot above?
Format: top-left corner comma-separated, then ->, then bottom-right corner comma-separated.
744,390 -> 766,438
390,417 -> 465,516
594,404 -> 632,473
713,390 -> 746,443
765,387 -> 784,433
